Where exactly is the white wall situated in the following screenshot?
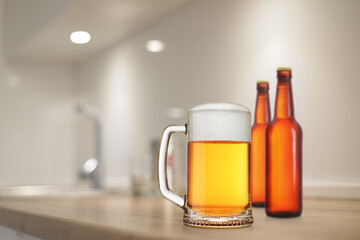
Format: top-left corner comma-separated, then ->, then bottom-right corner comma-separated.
0,0 -> 4,78
76,0 -> 360,197
0,63 -> 77,186
0,0 -> 78,186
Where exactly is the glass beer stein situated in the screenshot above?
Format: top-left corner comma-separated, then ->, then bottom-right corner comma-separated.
158,103 -> 253,228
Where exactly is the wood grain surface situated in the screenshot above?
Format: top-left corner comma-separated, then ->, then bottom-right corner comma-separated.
0,195 -> 359,240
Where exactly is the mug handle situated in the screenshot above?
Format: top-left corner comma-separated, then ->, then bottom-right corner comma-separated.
158,124 -> 186,208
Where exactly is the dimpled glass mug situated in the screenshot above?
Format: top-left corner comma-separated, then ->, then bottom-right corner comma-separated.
158,103 -> 253,228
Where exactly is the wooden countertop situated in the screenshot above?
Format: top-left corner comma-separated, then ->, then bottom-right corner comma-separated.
0,195 -> 359,240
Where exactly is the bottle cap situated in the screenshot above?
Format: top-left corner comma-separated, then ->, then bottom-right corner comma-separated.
276,67 -> 292,72
276,66 -> 292,72
256,80 -> 269,85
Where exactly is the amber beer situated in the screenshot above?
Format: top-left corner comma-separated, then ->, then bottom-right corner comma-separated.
188,141 -> 250,216
266,67 -> 302,217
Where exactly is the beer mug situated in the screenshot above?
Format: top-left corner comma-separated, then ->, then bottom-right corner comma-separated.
158,103 -> 253,228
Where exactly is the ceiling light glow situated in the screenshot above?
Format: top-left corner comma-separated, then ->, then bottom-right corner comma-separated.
70,31 -> 91,44
146,40 -> 164,52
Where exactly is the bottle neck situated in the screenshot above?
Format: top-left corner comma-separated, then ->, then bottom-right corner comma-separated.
275,72 -> 294,119
255,88 -> 271,124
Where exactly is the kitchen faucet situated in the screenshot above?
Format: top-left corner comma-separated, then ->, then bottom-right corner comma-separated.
76,105 -> 103,189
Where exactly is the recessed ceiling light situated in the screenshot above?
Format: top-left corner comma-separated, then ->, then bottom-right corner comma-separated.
146,40 -> 164,52
70,31 -> 91,44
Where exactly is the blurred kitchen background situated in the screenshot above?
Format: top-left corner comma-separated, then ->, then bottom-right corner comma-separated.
0,0 -> 359,198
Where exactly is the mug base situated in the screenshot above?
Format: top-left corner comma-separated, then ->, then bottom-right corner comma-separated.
183,207 -> 253,228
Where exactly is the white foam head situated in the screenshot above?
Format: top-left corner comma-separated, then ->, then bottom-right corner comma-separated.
187,103 -> 251,142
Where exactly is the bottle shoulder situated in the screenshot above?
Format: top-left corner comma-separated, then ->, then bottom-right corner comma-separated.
252,123 -> 268,134
267,118 -> 302,132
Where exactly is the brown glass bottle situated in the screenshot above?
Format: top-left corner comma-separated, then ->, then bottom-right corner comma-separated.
250,81 -> 271,207
266,67 -> 302,217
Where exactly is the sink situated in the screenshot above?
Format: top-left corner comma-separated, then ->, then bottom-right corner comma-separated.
0,185 -> 126,199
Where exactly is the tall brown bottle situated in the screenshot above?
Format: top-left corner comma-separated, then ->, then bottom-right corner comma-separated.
266,67 -> 302,217
251,81 -> 271,207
